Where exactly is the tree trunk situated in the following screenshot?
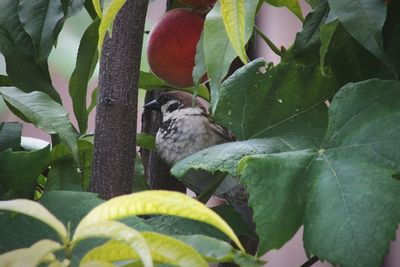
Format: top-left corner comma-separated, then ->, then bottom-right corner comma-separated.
90,0 -> 149,199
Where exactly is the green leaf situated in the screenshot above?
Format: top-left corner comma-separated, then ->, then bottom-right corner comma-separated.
387,24 -> 400,78
0,122 -> 22,153
69,19 -> 100,133
46,159 -> 83,192
220,0 -> 247,63
47,139 -> 93,191
146,215 -> 227,241
61,0 -> 85,18
238,150 -> 315,253
319,19 -> 339,73
0,75 -> 13,87
0,146 -> 50,200
193,31 -> 207,86
306,0 -> 320,8
172,137 -> 316,178
0,87 -> 79,164
327,0 -> 392,71
0,239 -> 61,267
0,199 -> 67,243
203,1 -> 236,110
0,0 -> 35,56
72,221 -> 153,267
87,87 -> 98,114
92,0 -> 102,18
138,71 -> 210,101
136,133 -> 156,151
294,1 -> 329,60
18,0 -> 65,62
213,58 -> 337,140
75,190 -> 245,251
40,191 -> 104,231
175,235 -> 265,267
238,79 -> 400,267
81,232 -> 210,267
320,22 -> 381,86
0,2 -> 61,103
265,0 -> 304,21
141,232 -> 208,267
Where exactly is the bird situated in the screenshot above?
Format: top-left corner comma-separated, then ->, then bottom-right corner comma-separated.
143,91 -> 248,200
143,91 -> 235,166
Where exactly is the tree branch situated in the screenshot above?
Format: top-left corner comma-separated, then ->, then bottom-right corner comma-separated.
90,0 -> 149,199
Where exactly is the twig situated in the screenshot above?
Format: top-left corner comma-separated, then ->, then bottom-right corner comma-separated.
253,25 -> 282,57
301,256 -> 319,267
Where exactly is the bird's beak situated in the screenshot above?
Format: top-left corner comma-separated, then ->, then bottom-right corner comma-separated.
143,99 -> 161,111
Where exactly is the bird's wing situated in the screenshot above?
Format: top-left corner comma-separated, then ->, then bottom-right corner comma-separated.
208,119 -> 236,142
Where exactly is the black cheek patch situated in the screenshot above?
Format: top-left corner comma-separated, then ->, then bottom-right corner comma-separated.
166,102 -> 181,113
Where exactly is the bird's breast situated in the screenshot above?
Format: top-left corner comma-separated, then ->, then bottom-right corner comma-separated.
156,114 -> 222,166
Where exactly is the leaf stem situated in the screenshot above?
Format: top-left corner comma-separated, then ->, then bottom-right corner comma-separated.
253,25 -> 282,57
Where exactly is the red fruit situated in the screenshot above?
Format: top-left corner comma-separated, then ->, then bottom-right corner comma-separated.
147,9 -> 204,88
178,0 -> 216,6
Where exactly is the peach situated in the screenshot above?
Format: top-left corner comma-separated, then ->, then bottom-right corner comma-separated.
147,9 -> 205,88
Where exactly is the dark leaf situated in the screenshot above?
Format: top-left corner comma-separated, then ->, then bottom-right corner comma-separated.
214,58 -> 337,140
319,22 -> 381,86
327,0 -> 393,72
0,75 -> 13,87
175,235 -> 264,267
69,19 -> 100,133
0,146 -> 50,200
0,1 -> 59,100
18,0 -> 65,62
294,0 -> 329,59
238,79 -> 400,267
0,122 -> 22,153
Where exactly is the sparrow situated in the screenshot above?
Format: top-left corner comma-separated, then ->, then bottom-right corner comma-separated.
143,91 -> 235,166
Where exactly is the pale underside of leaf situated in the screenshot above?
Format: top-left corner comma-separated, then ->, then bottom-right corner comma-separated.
0,239 -> 61,267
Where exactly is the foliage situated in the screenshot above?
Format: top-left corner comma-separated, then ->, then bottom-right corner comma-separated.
0,191 -> 261,266
0,0 -> 399,266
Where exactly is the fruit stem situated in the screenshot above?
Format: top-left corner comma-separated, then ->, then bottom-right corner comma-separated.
254,25 -> 282,57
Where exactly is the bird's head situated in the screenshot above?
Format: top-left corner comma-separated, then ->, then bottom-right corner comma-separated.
143,91 -> 207,116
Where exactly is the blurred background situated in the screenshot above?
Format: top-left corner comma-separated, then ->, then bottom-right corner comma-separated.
0,0 -> 398,266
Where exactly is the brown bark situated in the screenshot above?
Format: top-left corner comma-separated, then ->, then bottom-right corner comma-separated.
90,0 -> 149,199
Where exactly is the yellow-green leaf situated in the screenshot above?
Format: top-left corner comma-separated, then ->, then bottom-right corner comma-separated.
142,231 -> 208,267
82,232 -> 208,267
73,220 -> 153,267
220,0 -> 247,63
92,0 -> 102,18
80,261 -> 117,267
98,0 -> 127,52
0,239 -> 61,267
81,240 -> 138,264
0,199 -> 67,243
75,190 -> 244,251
